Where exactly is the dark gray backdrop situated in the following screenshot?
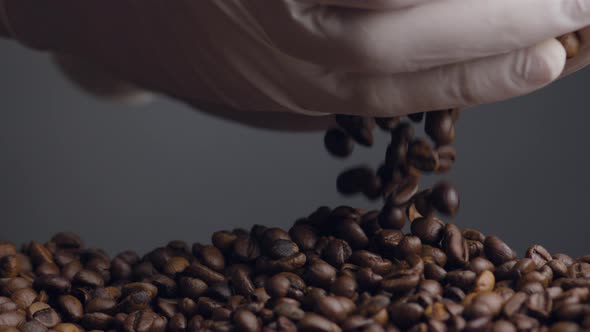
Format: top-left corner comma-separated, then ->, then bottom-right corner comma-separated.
1,40 -> 589,257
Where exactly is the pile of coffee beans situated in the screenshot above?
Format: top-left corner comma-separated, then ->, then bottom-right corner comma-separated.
1,215 -> 590,332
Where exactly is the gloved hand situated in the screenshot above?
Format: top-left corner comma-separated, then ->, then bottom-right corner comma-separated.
2,0 -> 590,130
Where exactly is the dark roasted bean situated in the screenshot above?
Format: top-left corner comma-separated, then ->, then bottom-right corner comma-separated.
324,129 -> 354,158
484,236 -> 516,265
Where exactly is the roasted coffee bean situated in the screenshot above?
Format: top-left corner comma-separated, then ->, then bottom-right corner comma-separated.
270,240 -> 300,259
322,240 -> 352,268
492,320 -> 517,332
526,245 -> 553,269
411,217 -> 444,245
430,182 -> 460,216
442,224 -> 469,266
446,270 -> 476,291
315,296 -> 355,322
484,236 -> 516,265
178,277 -> 208,301
389,302 -> 423,329
211,231 -> 237,253
425,110 -> 455,146
57,295 -> 83,322
350,251 -> 392,275
469,257 -> 495,275
325,129 -> 354,158
27,302 -> 61,328
122,310 -> 166,332
233,236 -> 261,263
330,276 -> 357,299
407,139 -> 439,172
335,219 -> 368,249
337,167 -> 376,196
10,288 -> 37,310
305,259 -> 337,288
378,203 -> 406,230
73,270 -> 104,288
396,236 -> 422,259
298,313 -> 342,332
335,115 -> 374,147
436,146 -> 457,173
20,320 -> 47,332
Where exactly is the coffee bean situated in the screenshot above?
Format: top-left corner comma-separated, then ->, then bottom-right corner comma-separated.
492,320 -> 517,332
20,320 -> 47,332
526,245 -> 553,269
322,240 -> 352,268
330,276 -> 357,299
335,219 -> 368,249
411,217 -> 444,245
378,203 -> 406,230
0,310 -> 25,327
473,270 -> 495,293
324,129 -> 354,158
305,259 -> 337,288
335,115 -> 374,147
408,139 -> 439,172
350,251 -> 392,275
270,240 -> 300,259
337,166 -> 376,196
430,182 -> 460,216
442,224 -> 469,266
73,270 -> 104,288
57,295 -> 83,322
289,225 -> 318,252
484,236 -> 516,265
179,277 -> 208,300
396,236 -> 423,259
389,302 -> 423,329
436,146 -> 457,173
122,310 -> 166,332
446,270 -> 476,291
212,231 -> 237,253
198,245 -> 226,272
425,111 -> 455,145
469,257 -> 495,275
27,302 -> 61,328
315,296 -> 355,322
298,313 -> 342,332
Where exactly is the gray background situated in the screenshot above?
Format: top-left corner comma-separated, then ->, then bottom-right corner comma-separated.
1,39 -> 589,257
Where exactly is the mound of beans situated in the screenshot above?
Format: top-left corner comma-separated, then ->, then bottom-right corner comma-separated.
0,217 -> 589,332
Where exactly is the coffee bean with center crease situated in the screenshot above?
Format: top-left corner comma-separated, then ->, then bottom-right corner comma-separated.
411,217 -> 444,245
407,139 -> 439,172
27,302 -> 61,328
324,129 -> 354,158
425,110 -> 455,146
442,224 -> 469,266
322,239 -> 352,268
484,236 -> 517,265
122,310 -> 167,332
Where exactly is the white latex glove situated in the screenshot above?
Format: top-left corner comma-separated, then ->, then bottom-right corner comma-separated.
1,0 -> 590,129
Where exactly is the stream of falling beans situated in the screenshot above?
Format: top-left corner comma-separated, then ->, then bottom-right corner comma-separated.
0,34 -> 586,332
